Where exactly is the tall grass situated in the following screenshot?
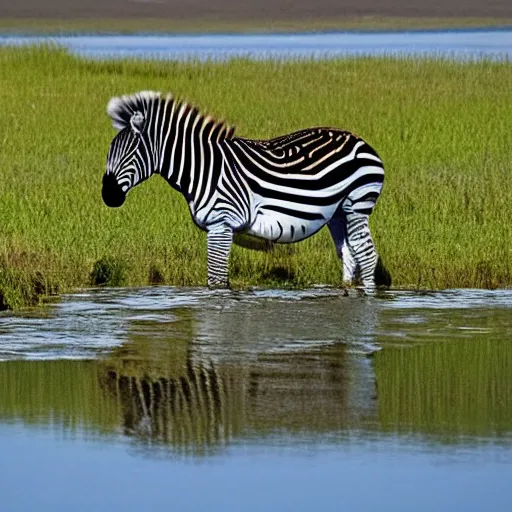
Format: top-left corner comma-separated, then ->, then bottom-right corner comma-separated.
0,46 -> 511,307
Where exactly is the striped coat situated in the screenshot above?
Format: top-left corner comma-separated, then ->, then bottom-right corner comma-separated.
102,91 -> 386,292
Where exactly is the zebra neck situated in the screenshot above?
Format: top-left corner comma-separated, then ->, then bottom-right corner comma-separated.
158,103 -> 232,203
160,137 -> 225,204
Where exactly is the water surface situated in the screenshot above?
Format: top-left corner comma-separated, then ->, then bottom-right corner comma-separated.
0,287 -> 511,510
1,30 -> 512,60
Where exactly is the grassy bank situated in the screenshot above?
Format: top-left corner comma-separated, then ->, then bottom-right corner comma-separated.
0,46 -> 511,307
1,17 -> 511,34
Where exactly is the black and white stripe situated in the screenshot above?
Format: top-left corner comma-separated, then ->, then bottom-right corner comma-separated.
102,91 -> 385,293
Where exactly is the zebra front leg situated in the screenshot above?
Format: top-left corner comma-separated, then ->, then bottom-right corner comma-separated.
327,217 -> 358,288
345,212 -> 378,295
206,223 -> 233,289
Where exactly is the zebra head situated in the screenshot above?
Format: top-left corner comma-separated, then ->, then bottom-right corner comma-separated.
103,92 -> 159,208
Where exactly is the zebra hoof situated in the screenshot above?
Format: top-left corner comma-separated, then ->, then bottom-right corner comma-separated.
207,280 -> 230,290
360,286 -> 376,296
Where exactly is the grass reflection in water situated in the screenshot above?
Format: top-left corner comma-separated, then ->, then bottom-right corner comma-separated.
0,297 -> 511,454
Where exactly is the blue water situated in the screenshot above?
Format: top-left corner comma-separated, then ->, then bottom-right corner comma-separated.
2,425 -> 511,512
1,288 -> 512,511
1,30 -> 511,60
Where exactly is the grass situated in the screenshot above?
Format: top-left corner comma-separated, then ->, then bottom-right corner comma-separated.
0,46 -> 511,307
0,17 -> 511,35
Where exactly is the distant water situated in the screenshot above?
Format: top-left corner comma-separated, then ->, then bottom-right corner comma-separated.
1,30 -> 511,61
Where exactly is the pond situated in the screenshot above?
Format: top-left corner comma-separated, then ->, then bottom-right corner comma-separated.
0,287 -> 511,510
1,29 -> 512,60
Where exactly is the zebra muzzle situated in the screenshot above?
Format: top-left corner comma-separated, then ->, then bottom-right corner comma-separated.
102,174 -> 126,208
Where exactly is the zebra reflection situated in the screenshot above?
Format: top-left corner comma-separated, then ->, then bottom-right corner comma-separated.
100,294 -> 380,452
101,359 -> 246,451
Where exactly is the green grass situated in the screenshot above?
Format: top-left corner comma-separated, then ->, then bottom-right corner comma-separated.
0,46 -> 511,307
0,16 -> 511,35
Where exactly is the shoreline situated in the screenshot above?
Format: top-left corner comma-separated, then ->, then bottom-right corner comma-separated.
1,17 -> 512,36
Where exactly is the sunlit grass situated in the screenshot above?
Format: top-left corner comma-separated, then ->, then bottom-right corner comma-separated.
0,46 -> 511,307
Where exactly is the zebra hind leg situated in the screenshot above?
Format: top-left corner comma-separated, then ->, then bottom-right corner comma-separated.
327,216 -> 359,290
206,223 -> 233,289
344,212 -> 379,295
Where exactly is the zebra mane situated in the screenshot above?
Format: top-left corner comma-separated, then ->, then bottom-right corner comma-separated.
106,90 -> 236,140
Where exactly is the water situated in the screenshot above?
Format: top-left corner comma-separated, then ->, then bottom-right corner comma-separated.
1,30 -> 512,61
0,287 -> 511,511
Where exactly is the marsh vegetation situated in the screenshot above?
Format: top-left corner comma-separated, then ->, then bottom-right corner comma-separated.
0,46 -> 511,307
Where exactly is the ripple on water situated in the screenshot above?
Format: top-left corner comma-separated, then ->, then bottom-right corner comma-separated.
385,288 -> 512,309
0,287 -> 511,361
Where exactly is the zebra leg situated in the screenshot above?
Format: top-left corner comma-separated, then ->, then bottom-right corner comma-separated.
344,212 -> 378,295
207,223 -> 233,288
327,217 -> 358,286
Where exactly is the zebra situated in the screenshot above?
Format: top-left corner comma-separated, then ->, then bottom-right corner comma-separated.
102,91 -> 386,293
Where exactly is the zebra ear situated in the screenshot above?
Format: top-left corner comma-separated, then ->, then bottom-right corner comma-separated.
107,93 -> 151,131
130,111 -> 145,134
